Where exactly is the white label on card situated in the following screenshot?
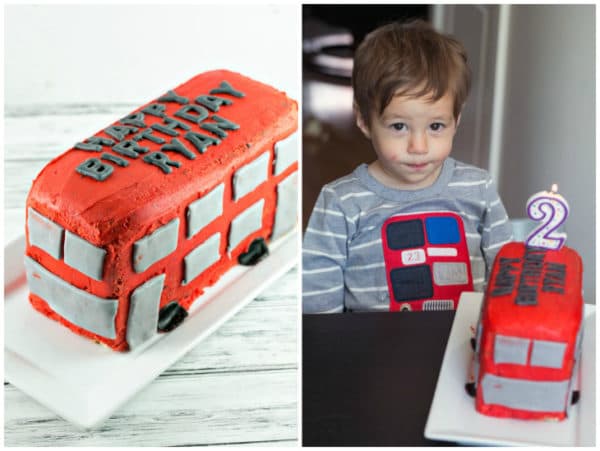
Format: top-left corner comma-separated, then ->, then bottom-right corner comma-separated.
427,247 -> 458,257
401,248 -> 426,265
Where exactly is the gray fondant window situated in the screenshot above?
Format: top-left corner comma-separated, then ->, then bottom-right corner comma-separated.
228,199 -> 264,252
530,340 -> 567,369
183,233 -> 221,285
126,273 -> 165,349
432,262 -> 468,286
133,218 -> 180,273
273,132 -> 298,175
27,207 -> 64,260
24,256 -> 118,339
64,231 -> 107,281
475,322 -> 482,353
271,171 -> 297,239
232,152 -> 270,200
575,317 -> 584,354
481,374 -> 570,412
186,184 -> 224,239
494,334 -> 530,365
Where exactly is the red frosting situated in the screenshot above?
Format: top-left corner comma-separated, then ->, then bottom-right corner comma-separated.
475,242 -> 583,420
25,70 -> 297,351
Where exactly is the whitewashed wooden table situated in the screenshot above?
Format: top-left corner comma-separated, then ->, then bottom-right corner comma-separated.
4,105 -> 299,446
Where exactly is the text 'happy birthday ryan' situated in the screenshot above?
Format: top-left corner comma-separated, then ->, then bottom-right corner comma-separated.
74,81 -> 244,181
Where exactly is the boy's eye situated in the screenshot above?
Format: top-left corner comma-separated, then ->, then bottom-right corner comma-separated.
391,122 -> 407,131
430,122 -> 445,132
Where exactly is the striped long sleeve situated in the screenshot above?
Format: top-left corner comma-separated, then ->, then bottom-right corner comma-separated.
302,181 -> 353,313
480,175 -> 513,278
302,158 -> 514,313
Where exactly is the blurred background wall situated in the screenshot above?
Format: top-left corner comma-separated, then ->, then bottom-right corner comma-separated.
302,4 -> 595,303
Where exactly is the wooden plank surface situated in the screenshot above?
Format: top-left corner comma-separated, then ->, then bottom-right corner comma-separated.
4,106 -> 299,446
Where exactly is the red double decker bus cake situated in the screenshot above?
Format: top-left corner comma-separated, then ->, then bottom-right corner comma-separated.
469,242 -> 584,420
24,70 -> 298,351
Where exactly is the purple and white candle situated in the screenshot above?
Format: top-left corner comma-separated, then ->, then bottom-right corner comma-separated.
525,184 -> 569,250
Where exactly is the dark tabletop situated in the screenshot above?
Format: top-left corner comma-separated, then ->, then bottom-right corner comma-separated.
302,310 -> 457,446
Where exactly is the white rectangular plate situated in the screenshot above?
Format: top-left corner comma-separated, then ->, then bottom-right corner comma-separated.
425,292 -> 595,446
5,230 -> 298,429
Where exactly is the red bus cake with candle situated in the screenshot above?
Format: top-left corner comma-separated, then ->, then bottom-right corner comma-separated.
466,186 -> 584,421
24,70 -> 298,352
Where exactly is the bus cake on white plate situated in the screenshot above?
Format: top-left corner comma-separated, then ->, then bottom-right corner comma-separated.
24,70 -> 298,351
466,186 -> 584,421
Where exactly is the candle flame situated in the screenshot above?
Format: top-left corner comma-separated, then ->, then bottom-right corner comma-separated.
551,183 -> 558,193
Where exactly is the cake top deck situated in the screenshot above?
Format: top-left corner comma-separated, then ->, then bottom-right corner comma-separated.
26,70 -> 297,244
483,242 -> 583,340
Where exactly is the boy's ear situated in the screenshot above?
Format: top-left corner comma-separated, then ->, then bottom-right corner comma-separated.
354,107 -> 371,138
453,113 -> 462,135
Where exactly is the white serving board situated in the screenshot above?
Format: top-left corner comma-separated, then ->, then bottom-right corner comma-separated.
425,292 -> 595,446
4,230 -> 298,429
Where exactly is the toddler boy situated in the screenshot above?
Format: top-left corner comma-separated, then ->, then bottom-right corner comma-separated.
303,20 -> 513,313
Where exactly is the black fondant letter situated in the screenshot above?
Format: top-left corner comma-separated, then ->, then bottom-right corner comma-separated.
101,153 -> 129,167
143,152 -> 181,174
158,90 -> 189,105
200,115 -> 240,138
195,95 -> 232,113
76,158 -> 113,181
161,138 -> 196,160
75,136 -> 116,152
210,81 -> 245,98
120,112 -> 147,128
151,117 -> 191,137
184,131 -> 220,154
104,125 -> 138,142
142,103 -> 166,118
113,140 -> 149,158
175,104 -> 209,125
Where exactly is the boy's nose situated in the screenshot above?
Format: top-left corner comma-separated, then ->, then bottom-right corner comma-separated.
407,132 -> 427,154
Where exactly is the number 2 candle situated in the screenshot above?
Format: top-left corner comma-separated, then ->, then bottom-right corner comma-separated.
525,184 -> 569,250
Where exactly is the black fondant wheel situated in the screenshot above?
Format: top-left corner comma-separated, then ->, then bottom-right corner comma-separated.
158,301 -> 188,332
470,337 -> 476,351
571,390 -> 580,405
238,237 -> 269,266
465,382 -> 476,397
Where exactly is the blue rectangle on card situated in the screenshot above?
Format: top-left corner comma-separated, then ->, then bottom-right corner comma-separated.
425,216 -> 460,244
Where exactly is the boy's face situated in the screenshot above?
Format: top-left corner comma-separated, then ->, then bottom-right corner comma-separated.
357,91 -> 458,190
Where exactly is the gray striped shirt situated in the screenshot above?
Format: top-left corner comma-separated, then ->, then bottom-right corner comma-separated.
302,158 -> 513,313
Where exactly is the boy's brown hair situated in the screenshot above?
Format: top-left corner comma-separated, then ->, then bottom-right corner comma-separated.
352,19 -> 471,125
